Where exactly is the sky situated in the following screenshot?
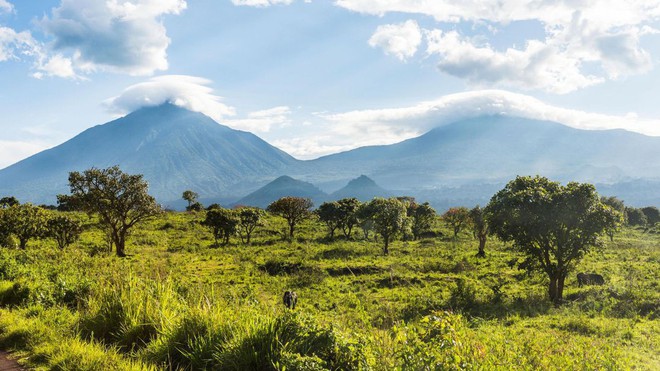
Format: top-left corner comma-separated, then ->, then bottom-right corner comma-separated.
2,0 -> 660,169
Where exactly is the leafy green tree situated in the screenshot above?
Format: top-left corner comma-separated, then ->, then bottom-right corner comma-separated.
66,166 -> 161,257
203,207 -> 239,245
236,207 -> 264,244
182,190 -> 200,211
369,198 -> 409,255
641,206 -> 660,226
266,197 -> 313,239
2,203 -> 49,249
486,176 -> 620,304
625,207 -> 647,226
468,205 -> 489,258
356,201 -> 376,240
408,202 -> 436,240
337,197 -> 361,238
442,207 -> 470,238
317,201 -> 343,239
0,196 -> 19,208
47,214 -> 82,249
600,196 -> 625,240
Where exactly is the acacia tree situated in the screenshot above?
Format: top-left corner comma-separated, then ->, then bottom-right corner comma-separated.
47,214 -> 82,249
486,176 -> 621,304
600,196 -> 625,241
408,202 -> 436,240
236,207 -> 264,244
2,203 -> 49,249
266,197 -> 313,239
0,196 -> 19,208
203,207 -> 239,245
182,190 -> 203,211
468,205 -> 489,258
442,207 -> 470,238
369,197 -> 408,255
66,166 -> 161,257
337,197 -> 361,238
317,201 -> 343,239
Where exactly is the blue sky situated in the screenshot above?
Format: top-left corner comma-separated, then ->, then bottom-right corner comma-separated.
2,0 -> 660,168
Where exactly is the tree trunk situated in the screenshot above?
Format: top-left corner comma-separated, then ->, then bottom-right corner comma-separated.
548,275 -> 558,303
115,234 -> 126,257
19,238 -> 27,249
383,235 -> 389,255
475,236 -> 486,258
289,222 -> 295,239
556,274 -> 566,304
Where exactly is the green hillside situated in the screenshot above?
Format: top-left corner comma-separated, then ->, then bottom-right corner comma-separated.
0,208 -> 657,370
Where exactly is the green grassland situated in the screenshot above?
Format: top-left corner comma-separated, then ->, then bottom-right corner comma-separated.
0,211 -> 658,370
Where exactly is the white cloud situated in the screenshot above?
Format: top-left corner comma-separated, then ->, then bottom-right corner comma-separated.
225,106 -> 292,133
105,75 -> 236,120
232,0 -> 294,6
0,140 -> 50,170
40,0 -> 187,76
369,20 -> 421,61
336,0 -> 660,93
311,90 -> 660,157
0,0 -> 13,14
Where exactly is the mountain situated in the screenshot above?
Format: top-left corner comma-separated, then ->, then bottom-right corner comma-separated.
302,116 -> 660,190
329,175 -> 391,201
235,175 -> 327,208
0,104 -> 298,205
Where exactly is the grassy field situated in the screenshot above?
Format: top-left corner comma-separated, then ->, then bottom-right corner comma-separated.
0,211 -> 658,370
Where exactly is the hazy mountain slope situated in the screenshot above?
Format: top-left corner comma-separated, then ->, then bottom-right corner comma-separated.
235,175 -> 327,208
304,116 -> 660,189
0,104 -> 298,204
329,175 -> 391,201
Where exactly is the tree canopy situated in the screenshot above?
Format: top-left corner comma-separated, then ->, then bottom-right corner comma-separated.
65,166 -> 161,257
368,198 -> 409,255
267,197 -> 313,239
486,175 -> 621,304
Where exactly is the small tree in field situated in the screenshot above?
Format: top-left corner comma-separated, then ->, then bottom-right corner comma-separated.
408,202 -> 436,240
468,206 -> 489,258
47,214 -> 82,249
2,203 -> 49,249
203,207 -> 239,245
182,190 -> 200,211
369,197 -> 408,255
337,197 -> 361,238
356,202 -> 376,240
0,196 -> 19,208
641,206 -> 660,226
625,207 -> 647,226
266,197 -> 313,239
442,207 -> 470,238
66,166 -> 161,257
236,207 -> 264,244
317,201 -> 343,239
486,176 -> 620,304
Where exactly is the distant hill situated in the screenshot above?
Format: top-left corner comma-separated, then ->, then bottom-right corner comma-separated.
303,116 -> 660,191
234,175 -> 327,209
329,175 -> 391,201
0,104 -> 297,205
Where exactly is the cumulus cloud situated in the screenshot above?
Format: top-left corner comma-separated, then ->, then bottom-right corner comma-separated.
0,0 -> 13,14
232,0 -> 294,6
105,75 -> 236,120
314,90 -> 660,155
369,20 -> 421,61
336,0 -> 660,93
40,0 -> 187,76
225,106 -> 292,133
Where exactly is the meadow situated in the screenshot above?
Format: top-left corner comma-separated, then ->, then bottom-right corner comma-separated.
0,211 -> 658,370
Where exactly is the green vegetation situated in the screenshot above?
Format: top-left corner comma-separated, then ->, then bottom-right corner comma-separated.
0,175 -> 658,370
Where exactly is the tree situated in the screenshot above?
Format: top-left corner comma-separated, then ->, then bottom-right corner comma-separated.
369,198 -> 408,255
625,207 -> 647,226
600,196 -> 625,241
468,206 -> 489,258
442,207 -> 470,238
2,203 -> 49,249
47,214 -> 82,249
202,207 -> 239,245
266,197 -> 313,239
641,206 -> 660,226
182,190 -> 200,211
0,196 -> 19,208
317,201 -> 343,239
66,166 -> 161,257
337,198 -> 361,239
486,176 -> 620,304
356,202 -> 376,240
408,202 -> 436,240
236,207 -> 264,244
